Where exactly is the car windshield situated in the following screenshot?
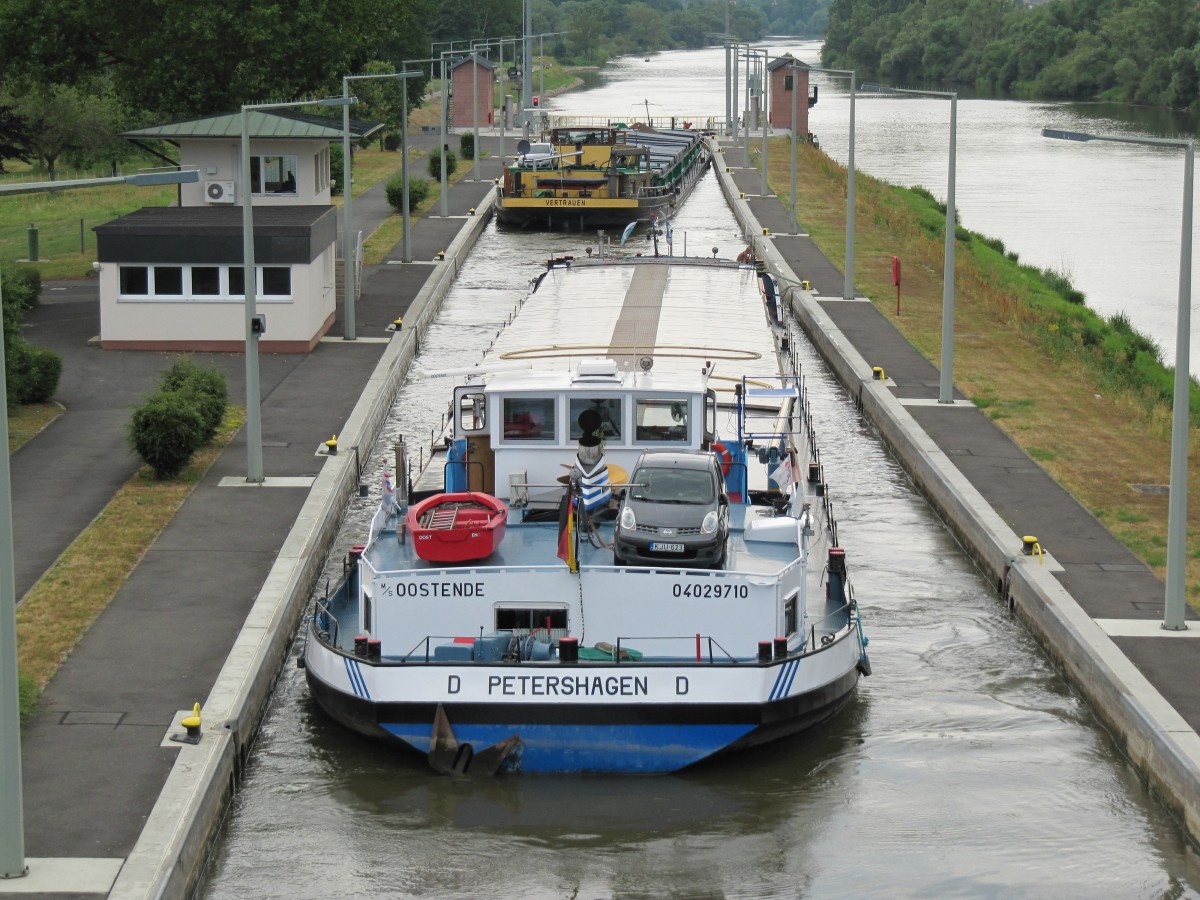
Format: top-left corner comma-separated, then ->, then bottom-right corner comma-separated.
630,467 -> 715,504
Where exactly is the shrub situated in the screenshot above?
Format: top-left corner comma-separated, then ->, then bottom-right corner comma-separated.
160,356 -> 227,403
460,132 -> 475,160
2,266 -> 41,313
1039,266 -> 1086,304
2,264 -> 60,408
407,177 -> 432,208
158,357 -> 227,442
384,132 -> 401,152
428,147 -> 457,180
8,344 -> 62,404
128,391 -> 206,479
385,174 -> 433,212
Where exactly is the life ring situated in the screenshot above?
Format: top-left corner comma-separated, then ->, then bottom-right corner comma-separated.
711,441 -> 732,476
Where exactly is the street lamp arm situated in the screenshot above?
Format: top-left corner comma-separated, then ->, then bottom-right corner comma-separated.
1043,127 -> 1194,151
0,170 -> 199,196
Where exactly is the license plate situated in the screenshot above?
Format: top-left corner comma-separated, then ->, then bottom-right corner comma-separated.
650,542 -> 685,553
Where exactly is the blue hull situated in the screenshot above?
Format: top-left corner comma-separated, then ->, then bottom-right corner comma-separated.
383,722 -> 758,773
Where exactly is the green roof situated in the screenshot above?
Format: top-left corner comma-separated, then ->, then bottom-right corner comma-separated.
121,110 -> 384,141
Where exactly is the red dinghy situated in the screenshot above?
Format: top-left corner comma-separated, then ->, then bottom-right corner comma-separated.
406,493 -> 508,563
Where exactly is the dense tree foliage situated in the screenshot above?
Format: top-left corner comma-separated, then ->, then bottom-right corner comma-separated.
0,0 -> 831,179
0,0 -> 434,119
0,103 -> 29,173
823,0 -> 1200,107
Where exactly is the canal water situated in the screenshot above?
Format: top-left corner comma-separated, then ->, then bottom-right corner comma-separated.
198,52 -> 1200,898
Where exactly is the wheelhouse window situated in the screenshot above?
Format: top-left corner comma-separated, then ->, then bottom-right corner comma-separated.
570,398 -> 622,442
635,397 -> 689,443
502,397 -> 556,441
457,390 -> 487,435
250,154 -> 299,195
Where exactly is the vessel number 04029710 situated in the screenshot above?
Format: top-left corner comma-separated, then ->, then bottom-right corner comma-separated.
672,583 -> 750,599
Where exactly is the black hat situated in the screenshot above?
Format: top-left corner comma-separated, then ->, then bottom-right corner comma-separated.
578,409 -> 602,447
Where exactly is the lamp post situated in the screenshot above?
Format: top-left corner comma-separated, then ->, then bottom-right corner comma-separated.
523,0 -> 534,135
794,64 -> 855,300
537,32 -> 566,106
438,50 -> 455,217
1043,128 -> 1193,631
342,71 -> 420,338
0,169 -> 200,881
862,83 -> 957,402
241,97 -> 355,484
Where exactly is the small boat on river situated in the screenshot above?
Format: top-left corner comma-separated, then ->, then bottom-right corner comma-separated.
495,120 -> 710,230
302,243 -> 871,774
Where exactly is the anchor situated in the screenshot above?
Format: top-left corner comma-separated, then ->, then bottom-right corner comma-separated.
428,705 -> 522,776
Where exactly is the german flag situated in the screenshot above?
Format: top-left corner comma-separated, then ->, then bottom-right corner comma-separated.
557,488 -> 578,572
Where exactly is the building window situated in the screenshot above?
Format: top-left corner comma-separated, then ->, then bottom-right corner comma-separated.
153,266 -> 183,296
785,75 -> 794,91
262,267 -> 291,297
315,147 -> 330,192
114,264 -> 294,302
250,154 -> 299,195
119,266 -> 149,295
192,267 -> 221,296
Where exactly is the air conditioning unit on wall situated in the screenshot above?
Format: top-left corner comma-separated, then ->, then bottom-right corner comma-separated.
205,181 -> 236,204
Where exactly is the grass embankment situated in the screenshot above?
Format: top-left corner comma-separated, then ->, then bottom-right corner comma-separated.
8,402 -> 62,451
766,139 -> 1198,600
16,409 -> 244,718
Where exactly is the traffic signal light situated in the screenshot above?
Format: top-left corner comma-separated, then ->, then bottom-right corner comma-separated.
532,96 -> 539,107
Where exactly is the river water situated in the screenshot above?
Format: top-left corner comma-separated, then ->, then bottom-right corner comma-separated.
198,50 -> 1200,898
551,41 -> 1200,373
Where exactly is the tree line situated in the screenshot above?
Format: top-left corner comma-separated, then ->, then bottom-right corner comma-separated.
823,0 -> 1200,107
0,0 -> 844,178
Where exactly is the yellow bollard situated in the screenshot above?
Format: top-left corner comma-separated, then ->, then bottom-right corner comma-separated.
469,207 -> 476,216
801,280 -> 811,290
763,228 -> 770,236
872,366 -> 885,382
1022,535 -> 1043,563
324,435 -> 339,455
171,702 -> 203,744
